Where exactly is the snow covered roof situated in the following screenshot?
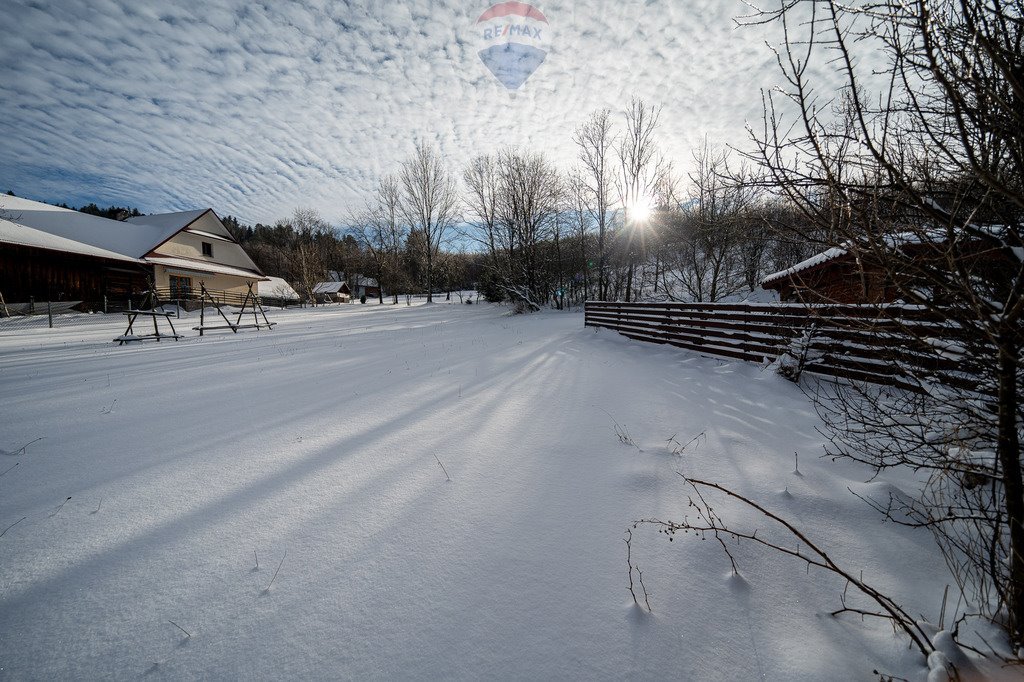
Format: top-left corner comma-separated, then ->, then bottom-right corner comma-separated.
259,276 -> 300,300
146,256 -> 265,280
0,195 -> 179,259
313,281 -> 350,294
0,214 -> 143,263
125,209 -> 209,234
761,247 -> 848,286
354,276 -> 379,287
0,196 -> 265,281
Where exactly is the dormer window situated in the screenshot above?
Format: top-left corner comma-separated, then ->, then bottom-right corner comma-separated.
202,241 -> 213,257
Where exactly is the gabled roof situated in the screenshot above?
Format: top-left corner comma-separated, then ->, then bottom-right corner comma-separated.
0,213 -> 142,263
761,247 -> 849,286
0,196 -> 264,278
0,195 -> 179,259
313,281 -> 350,294
125,209 -> 209,233
260,276 -> 301,300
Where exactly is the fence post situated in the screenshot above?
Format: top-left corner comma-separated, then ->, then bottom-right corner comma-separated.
47,300 -> 53,328
29,296 -> 35,314
103,295 -> 108,314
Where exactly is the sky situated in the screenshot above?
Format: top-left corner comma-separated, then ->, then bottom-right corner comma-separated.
0,1 -> 838,226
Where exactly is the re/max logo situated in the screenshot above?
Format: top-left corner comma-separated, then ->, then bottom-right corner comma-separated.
482,23 -> 543,40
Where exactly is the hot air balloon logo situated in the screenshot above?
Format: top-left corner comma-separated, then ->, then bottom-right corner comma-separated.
475,2 -> 550,90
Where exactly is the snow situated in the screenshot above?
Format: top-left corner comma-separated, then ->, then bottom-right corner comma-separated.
259,276 -> 300,301
312,281 -> 349,294
761,247 -> 848,285
0,195 -> 181,259
0,302 -> 1008,679
126,209 -> 209,234
145,255 -> 264,279
0,215 -> 142,263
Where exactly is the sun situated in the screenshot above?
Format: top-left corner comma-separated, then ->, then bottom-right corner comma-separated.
627,195 -> 655,225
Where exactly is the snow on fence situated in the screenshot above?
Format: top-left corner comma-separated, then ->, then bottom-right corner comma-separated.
584,301 -> 980,393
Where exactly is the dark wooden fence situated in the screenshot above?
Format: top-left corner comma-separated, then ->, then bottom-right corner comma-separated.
584,301 -> 977,392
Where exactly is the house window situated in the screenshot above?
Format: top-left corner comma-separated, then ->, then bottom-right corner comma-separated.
169,275 -> 192,299
202,241 -> 213,257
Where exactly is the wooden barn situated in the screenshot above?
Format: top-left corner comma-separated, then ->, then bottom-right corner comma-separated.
760,247 -> 895,304
313,281 -> 351,303
0,195 -> 265,307
761,234 -> 1015,304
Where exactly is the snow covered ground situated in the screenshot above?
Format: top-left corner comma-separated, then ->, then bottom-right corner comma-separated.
0,301 -> 997,679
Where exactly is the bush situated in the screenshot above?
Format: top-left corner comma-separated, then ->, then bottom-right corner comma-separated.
360,294 -> 366,304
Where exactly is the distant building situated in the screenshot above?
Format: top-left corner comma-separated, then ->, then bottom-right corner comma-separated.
761,232 -> 1011,304
0,195 -> 265,304
259,276 -> 301,306
312,281 -> 351,303
759,247 -> 893,303
353,276 -> 380,300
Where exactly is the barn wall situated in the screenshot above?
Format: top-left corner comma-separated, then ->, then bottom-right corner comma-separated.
0,244 -> 150,303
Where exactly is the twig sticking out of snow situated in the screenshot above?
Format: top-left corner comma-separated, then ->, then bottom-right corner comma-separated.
100,399 -> 117,415
793,451 -> 802,476
0,516 -> 26,538
168,620 -> 191,638
624,529 -> 652,612
265,551 -> 287,592
254,550 -> 259,570
0,462 -> 18,478
51,496 -> 71,517
637,475 -> 935,658
4,437 -> 44,457
433,454 -> 452,482
598,407 -> 642,452
667,431 -> 706,456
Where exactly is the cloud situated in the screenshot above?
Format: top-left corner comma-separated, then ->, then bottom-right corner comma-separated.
0,0 -> 850,225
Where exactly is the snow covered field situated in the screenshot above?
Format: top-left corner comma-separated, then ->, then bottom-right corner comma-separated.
0,302 -> 978,679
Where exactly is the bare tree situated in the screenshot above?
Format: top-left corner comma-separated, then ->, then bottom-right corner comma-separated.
741,0 -> 1024,648
290,207 -> 332,306
566,169 -> 595,303
398,142 -> 459,303
617,97 -> 671,302
662,142 -> 751,302
352,175 -> 406,304
574,109 -> 616,300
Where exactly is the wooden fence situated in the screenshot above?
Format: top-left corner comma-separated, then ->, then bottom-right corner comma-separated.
584,301 -> 977,393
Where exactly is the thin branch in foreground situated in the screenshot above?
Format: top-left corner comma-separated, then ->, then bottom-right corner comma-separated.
637,475 -> 934,657
168,620 -> 191,638
6,437 -> 44,456
265,551 -> 287,592
624,528 -> 652,612
433,453 -> 452,482
0,516 -> 26,538
51,496 -> 71,517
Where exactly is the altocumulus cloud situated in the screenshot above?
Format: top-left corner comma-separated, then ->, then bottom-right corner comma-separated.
0,0 -> 837,225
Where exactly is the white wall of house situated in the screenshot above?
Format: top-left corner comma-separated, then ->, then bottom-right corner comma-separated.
150,213 -> 260,272
154,266 -> 254,296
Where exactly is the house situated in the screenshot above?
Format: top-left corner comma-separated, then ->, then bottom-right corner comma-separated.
353,276 -> 381,300
259,276 -> 301,306
0,195 -> 265,305
760,247 -> 895,303
761,231 -> 1012,304
312,281 -> 351,303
